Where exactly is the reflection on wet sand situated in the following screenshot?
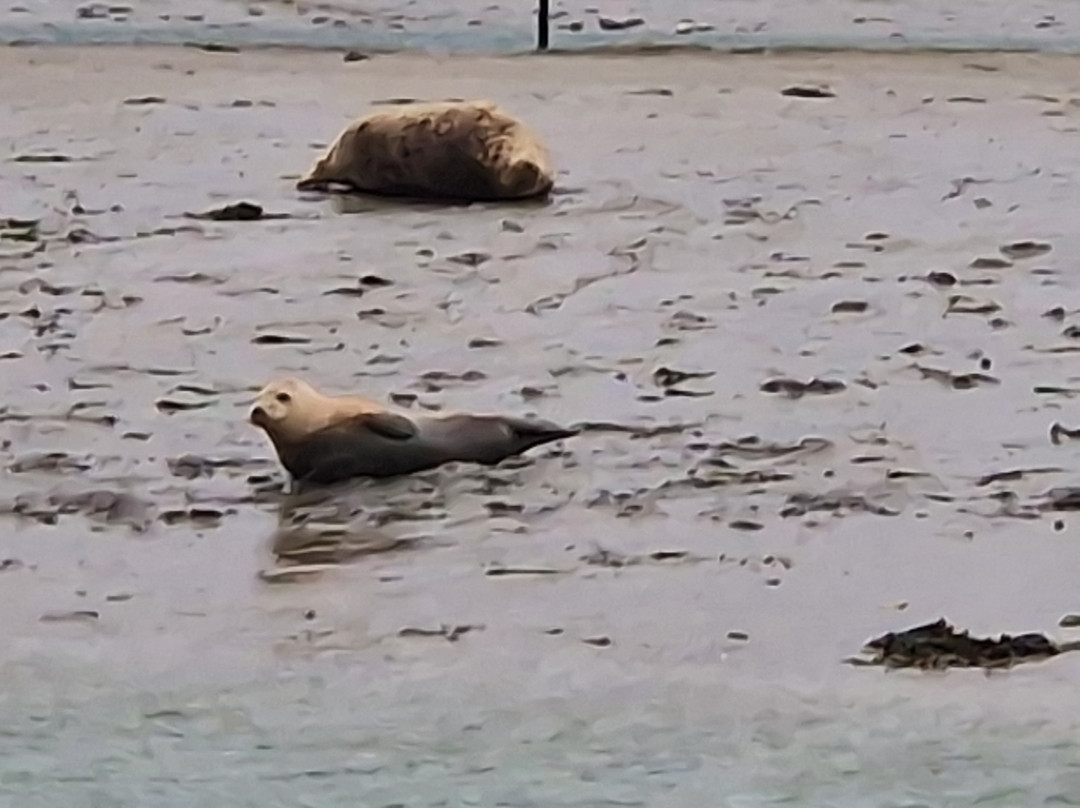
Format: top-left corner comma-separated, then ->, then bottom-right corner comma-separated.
268,475 -> 441,577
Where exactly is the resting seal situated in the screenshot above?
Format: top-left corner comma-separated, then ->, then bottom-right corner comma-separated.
249,377 -> 577,484
297,99 -> 554,202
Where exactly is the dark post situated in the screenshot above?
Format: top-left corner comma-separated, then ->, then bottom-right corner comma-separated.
537,0 -> 549,50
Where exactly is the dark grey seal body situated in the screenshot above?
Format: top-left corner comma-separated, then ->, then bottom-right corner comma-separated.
276,411 -> 577,484
248,377 -> 577,485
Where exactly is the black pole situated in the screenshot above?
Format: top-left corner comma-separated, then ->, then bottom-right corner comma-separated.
537,0 -> 549,50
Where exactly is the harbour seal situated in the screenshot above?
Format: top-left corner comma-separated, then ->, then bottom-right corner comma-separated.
296,100 -> 555,202
249,377 -> 577,484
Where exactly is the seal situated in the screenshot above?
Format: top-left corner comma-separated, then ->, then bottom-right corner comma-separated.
249,377 -> 578,484
296,99 -> 554,202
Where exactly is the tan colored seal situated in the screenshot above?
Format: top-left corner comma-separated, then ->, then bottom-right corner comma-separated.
249,377 -> 577,484
297,100 -> 555,201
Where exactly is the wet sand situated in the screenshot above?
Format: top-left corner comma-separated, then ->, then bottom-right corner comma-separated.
5,46 -> 1080,804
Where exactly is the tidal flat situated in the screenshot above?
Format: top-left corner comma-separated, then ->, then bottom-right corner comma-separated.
3,46 -> 1080,806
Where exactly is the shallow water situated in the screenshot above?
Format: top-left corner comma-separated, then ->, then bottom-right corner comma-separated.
7,0 -> 1080,54
5,43 -> 1080,806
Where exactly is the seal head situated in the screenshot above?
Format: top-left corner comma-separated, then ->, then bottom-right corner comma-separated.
250,377 -> 335,443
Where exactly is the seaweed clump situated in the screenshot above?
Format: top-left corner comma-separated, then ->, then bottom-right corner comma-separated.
850,618 -> 1066,670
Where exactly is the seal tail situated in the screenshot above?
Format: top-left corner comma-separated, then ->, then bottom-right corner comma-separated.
502,417 -> 579,453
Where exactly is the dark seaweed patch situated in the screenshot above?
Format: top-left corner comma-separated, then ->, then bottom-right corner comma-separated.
252,333 -> 312,345
850,618 -> 1071,669
1050,423 -> 1080,445
597,16 -> 644,30
914,365 -> 999,390
760,377 -> 846,398
1000,240 -> 1051,260
781,85 -> 836,99
398,624 -> 482,642
831,300 -> 869,313
969,256 -> 1012,270
781,492 -> 899,518
184,201 -> 290,221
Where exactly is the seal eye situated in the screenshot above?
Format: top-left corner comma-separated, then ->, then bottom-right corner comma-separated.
275,392 -> 292,404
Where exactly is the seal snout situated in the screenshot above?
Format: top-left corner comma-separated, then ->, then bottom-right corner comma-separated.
249,405 -> 269,426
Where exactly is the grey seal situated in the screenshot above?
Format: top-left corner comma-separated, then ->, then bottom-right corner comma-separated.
249,377 -> 577,485
296,100 -> 555,202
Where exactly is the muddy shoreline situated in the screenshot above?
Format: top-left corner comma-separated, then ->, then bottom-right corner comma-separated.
4,46 -> 1080,805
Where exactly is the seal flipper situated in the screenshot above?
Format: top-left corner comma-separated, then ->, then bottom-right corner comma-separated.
356,411 -> 418,441
500,416 -> 579,451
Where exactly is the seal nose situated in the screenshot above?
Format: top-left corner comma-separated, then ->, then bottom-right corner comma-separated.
249,405 -> 267,425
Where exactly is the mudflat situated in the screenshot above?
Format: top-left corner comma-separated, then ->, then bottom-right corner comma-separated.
4,46 -> 1080,805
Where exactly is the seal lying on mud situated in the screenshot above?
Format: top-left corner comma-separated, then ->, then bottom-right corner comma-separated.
296,100 -> 554,201
249,377 -> 577,484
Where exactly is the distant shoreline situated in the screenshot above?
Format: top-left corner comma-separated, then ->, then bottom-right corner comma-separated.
4,21 -> 1080,57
